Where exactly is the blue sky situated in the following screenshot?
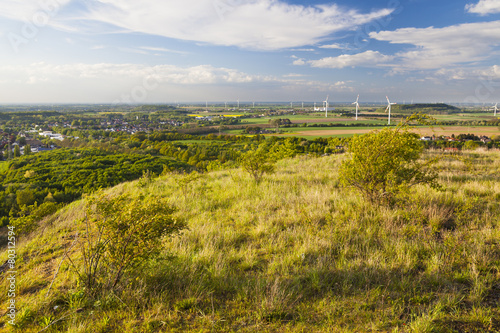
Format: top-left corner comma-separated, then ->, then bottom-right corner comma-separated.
0,0 -> 500,104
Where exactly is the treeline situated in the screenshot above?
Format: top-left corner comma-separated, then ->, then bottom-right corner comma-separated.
0,148 -> 191,226
377,103 -> 461,115
437,119 -> 500,126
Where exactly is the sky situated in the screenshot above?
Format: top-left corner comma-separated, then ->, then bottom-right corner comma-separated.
0,0 -> 500,104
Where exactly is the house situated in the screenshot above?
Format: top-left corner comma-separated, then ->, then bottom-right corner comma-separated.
480,136 -> 491,143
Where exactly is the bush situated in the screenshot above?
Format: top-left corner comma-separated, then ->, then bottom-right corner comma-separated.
339,115 -> 440,204
239,147 -> 275,183
70,192 -> 185,294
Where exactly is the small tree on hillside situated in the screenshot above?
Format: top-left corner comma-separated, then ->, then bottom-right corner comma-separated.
70,192 -> 185,294
339,114 -> 440,204
239,147 -> 275,183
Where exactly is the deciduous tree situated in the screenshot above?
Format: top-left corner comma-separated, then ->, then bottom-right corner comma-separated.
339,114 -> 440,204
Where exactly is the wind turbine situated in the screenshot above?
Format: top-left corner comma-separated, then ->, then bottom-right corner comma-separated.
492,103 -> 498,117
352,94 -> 360,121
324,95 -> 329,117
386,96 -> 396,125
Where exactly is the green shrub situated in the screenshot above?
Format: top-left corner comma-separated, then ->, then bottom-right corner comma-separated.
69,192 -> 185,294
339,115 -> 440,204
239,147 -> 275,183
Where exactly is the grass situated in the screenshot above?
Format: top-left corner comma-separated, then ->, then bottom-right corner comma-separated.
1,149 -> 500,331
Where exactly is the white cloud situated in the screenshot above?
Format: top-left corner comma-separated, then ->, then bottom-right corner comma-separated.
139,47 -> 189,55
370,21 -> 500,70
289,48 -> 315,52
283,73 -> 307,78
305,51 -> 394,69
466,0 -> 500,15
0,0 -> 70,22
319,43 -> 346,49
50,0 -> 392,51
0,62 -> 354,102
0,62 -> 269,85
292,58 -> 306,66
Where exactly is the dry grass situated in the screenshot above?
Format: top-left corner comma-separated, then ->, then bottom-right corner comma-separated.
1,151 -> 500,332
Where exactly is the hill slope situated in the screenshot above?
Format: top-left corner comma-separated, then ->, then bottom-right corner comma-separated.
376,103 -> 461,115
1,151 -> 500,332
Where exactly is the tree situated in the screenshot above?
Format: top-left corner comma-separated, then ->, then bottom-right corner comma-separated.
13,145 -> 21,157
339,114 -> 440,204
239,147 -> 275,183
16,188 -> 36,207
24,144 -> 31,155
17,136 -> 27,145
70,192 -> 185,294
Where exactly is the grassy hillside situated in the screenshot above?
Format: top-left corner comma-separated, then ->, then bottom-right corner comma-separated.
376,104 -> 461,115
1,150 -> 500,332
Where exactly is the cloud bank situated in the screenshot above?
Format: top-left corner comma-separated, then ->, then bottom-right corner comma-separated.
370,20 -> 500,69
306,51 -> 394,69
0,0 -> 393,51
466,0 -> 500,15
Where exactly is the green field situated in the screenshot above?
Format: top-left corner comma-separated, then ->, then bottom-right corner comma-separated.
226,124 -> 500,138
232,110 -> 498,132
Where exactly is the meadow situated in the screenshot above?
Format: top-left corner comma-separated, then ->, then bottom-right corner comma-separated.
1,148 -> 500,332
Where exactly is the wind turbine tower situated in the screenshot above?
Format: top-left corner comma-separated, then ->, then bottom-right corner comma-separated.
352,95 -> 360,121
493,103 -> 498,117
324,95 -> 329,117
386,96 -> 397,125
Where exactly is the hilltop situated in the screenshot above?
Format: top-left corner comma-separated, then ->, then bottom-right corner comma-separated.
376,103 -> 461,115
1,151 -> 500,332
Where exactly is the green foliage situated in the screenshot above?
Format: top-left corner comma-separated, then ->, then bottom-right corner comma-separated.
377,103 -> 460,115
16,188 -> 36,206
2,149 -> 500,331
70,192 -> 185,294
0,148 -> 191,222
339,116 -> 440,204
13,145 -> 21,157
463,140 -> 479,150
239,146 -> 276,183
10,201 -> 60,235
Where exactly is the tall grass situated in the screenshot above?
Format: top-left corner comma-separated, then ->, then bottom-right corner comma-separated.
1,151 -> 500,332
